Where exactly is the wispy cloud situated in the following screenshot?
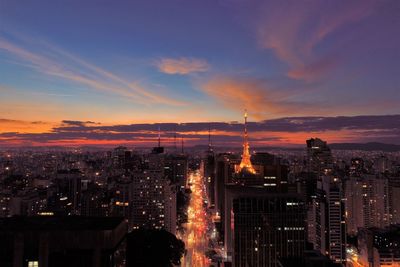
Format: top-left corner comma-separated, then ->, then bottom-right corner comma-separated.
61,120 -> 99,127
156,57 -> 209,75
0,33 -> 186,106
256,0 -> 376,82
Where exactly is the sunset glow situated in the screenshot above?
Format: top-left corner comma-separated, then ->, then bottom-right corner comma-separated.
0,1 -> 399,147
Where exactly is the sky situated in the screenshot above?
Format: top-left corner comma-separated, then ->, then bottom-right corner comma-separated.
0,0 -> 399,147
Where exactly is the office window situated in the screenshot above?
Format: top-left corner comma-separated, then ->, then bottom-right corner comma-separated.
28,261 -> 39,267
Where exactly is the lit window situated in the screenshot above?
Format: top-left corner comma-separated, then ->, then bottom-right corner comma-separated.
28,261 -> 39,267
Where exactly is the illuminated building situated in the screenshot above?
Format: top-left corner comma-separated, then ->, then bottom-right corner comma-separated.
0,193 -> 11,217
350,158 -> 365,177
389,176 -> 400,224
312,176 -> 346,265
112,178 -> 133,225
131,169 -> 176,235
345,175 -> 390,235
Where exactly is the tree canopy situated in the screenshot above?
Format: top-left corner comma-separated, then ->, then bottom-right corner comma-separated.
126,229 -> 185,267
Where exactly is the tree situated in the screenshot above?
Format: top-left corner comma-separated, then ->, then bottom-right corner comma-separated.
126,229 -> 185,267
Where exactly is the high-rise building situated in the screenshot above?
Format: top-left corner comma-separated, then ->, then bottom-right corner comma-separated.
350,158 -> 364,177
344,177 -> 364,236
345,175 -> 390,235
358,225 -> 400,267
131,152 -> 180,234
214,152 -> 238,241
131,169 -> 168,230
224,185 -> 306,267
80,185 -> 109,217
313,176 -> 346,265
374,155 -> 392,174
204,126 -> 216,208
306,138 -> 333,177
164,154 -> 188,233
165,154 -> 188,190
112,177 -> 133,224
54,169 -> 83,215
219,112 -> 306,266
389,176 -> 400,224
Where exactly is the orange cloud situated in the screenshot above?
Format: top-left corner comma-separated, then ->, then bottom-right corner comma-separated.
156,57 -> 209,74
202,77 -> 274,118
200,76 -> 325,119
0,119 -> 55,133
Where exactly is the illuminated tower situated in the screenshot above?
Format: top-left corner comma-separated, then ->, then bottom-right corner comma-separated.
238,110 -> 255,174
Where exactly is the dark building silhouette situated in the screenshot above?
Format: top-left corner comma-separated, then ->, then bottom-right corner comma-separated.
278,250 -> 342,267
224,185 -> 306,267
54,169 -> 83,215
358,225 -> 400,266
0,216 -> 127,267
306,138 -> 333,177
204,139 -> 216,208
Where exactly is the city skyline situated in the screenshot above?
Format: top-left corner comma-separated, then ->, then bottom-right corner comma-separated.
1,114 -> 400,147
1,0 -> 399,147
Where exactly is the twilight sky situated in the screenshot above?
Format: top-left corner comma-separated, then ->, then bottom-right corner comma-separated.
0,0 -> 399,147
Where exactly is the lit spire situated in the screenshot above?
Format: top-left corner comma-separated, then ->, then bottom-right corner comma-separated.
238,109 -> 255,174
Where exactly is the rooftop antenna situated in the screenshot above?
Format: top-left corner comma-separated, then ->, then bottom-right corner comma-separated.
174,125 -> 177,151
158,125 -> 161,148
208,124 -> 212,152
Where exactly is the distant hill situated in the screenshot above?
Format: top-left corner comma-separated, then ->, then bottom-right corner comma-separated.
330,142 -> 400,152
2,142 -> 399,152
186,143 -> 400,152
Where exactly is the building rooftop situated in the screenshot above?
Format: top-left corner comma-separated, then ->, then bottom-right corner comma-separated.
0,216 -> 125,231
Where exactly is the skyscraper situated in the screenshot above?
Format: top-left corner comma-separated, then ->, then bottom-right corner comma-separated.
306,138 -> 333,177
224,186 -> 306,266
345,175 -> 390,235
313,176 -> 346,265
204,126 -> 216,208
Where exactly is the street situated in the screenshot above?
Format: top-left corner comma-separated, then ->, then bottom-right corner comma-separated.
181,171 -> 212,267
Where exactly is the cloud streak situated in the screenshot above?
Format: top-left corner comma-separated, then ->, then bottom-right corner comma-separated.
156,57 -> 209,74
0,33 -> 186,106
